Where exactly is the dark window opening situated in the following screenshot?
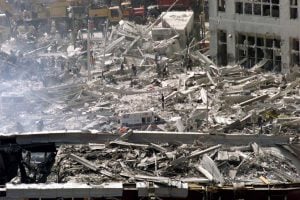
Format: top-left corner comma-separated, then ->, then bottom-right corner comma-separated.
291,0 -> 298,19
236,2 -> 243,14
239,49 -> 246,58
291,38 -> 300,67
292,38 -> 300,50
249,47 -> 255,57
292,54 -> 300,64
266,49 -> 273,59
219,30 -> 227,43
263,4 -> 271,16
142,117 -> 146,124
248,36 -> 255,46
257,37 -> 264,46
266,38 -> 273,47
218,0 -> 226,12
257,48 -> 264,63
291,8 -> 298,18
272,5 -> 280,17
238,34 -> 246,44
245,3 -> 252,15
254,4 -> 262,15
217,30 -> 227,66
274,39 -> 281,48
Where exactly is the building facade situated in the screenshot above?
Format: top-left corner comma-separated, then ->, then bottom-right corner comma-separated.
209,0 -> 300,73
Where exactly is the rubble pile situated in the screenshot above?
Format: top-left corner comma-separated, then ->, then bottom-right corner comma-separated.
45,142 -> 300,185
0,15 -> 298,135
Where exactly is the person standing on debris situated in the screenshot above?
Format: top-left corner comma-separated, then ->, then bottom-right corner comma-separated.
120,62 -> 124,72
131,64 -> 137,76
156,62 -> 161,77
90,50 -> 95,67
186,56 -> 192,71
257,115 -> 263,134
161,93 -> 165,110
162,63 -> 168,78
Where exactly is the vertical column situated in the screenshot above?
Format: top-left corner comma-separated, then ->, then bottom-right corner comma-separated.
226,30 -> 236,65
281,35 -> 290,73
210,27 -> 218,64
208,0 -> 218,64
226,0 -> 237,65
280,1 -> 291,73
208,0 -> 218,18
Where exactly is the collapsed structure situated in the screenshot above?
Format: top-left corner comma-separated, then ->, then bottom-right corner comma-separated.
0,0 -> 299,199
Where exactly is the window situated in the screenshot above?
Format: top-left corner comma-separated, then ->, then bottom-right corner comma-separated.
218,0 -> 226,12
291,38 -> 300,66
254,3 -> 262,15
245,3 -> 253,15
217,30 -> 228,66
236,2 -> 243,14
291,0 -> 298,19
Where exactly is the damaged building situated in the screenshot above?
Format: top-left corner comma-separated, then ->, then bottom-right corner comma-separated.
209,0 -> 300,73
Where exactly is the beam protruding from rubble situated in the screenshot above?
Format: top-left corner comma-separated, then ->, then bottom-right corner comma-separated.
1,130 -> 291,147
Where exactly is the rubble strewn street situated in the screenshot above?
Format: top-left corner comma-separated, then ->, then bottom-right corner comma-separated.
0,0 -> 300,199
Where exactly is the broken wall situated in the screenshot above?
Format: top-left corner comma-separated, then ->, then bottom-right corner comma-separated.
159,11 -> 194,47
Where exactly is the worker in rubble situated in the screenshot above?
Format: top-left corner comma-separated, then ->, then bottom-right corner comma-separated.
155,51 -> 160,64
131,64 -> 137,76
90,50 -> 95,67
161,93 -> 165,110
156,61 -> 161,77
120,62 -> 124,72
281,74 -> 287,89
186,56 -> 193,71
130,77 -> 133,87
162,63 -> 169,78
257,115 -> 264,134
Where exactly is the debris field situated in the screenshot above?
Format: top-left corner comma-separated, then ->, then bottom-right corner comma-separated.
0,1 -> 300,189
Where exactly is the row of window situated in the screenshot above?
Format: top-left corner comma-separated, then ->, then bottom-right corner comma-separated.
218,0 -> 300,19
216,30 -> 300,68
235,1 -> 279,17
